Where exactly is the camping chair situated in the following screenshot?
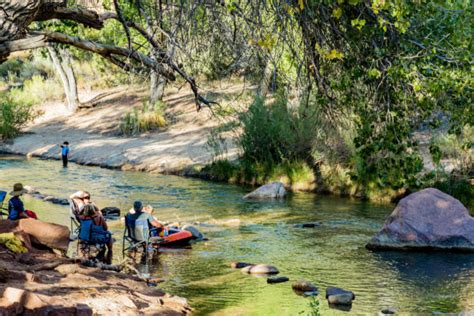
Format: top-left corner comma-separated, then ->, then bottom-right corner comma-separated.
76,218 -> 111,261
122,215 -> 161,260
68,199 -> 81,241
0,191 -> 7,219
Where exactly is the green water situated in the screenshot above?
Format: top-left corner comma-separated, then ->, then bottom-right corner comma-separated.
1,155 -> 473,315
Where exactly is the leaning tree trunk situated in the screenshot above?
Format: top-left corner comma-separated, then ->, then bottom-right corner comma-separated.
48,46 -> 80,112
150,70 -> 166,103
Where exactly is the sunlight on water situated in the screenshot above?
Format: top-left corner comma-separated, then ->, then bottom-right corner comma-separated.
1,155 -> 473,314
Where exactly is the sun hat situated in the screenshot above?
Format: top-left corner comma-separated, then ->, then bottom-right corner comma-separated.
133,201 -> 143,212
10,183 -> 27,196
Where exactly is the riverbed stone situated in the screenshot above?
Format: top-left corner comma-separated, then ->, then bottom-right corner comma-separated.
243,182 -> 287,199
327,293 -> 354,305
366,188 -> 474,252
241,264 -> 279,275
294,222 -> 322,228
325,287 -> 355,305
267,276 -> 289,284
292,280 -> 318,292
380,306 -> 397,314
230,262 -> 253,269
23,185 -> 38,194
182,225 -> 203,240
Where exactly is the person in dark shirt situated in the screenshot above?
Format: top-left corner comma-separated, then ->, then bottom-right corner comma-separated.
8,183 -> 28,220
127,201 -> 164,238
60,141 -> 70,167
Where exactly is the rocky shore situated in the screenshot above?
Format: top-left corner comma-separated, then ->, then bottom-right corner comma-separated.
0,219 -> 191,315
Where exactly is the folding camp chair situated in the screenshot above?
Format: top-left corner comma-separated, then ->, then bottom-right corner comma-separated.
122,215 -> 161,260
76,218 -> 110,261
0,190 -> 8,219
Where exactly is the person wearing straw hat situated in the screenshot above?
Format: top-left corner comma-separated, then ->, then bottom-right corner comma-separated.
8,183 -> 28,220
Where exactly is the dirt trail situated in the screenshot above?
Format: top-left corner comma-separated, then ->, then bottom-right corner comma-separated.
0,84 -> 241,172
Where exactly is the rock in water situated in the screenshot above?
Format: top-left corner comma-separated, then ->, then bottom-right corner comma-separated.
241,264 -> 279,275
380,307 -> 397,314
366,188 -> 474,252
243,182 -> 287,199
182,225 -> 203,240
325,287 -> 355,305
230,262 -> 253,269
101,207 -> 121,218
267,276 -> 289,284
292,280 -> 318,292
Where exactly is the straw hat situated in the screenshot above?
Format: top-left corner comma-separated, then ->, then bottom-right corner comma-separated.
10,183 -> 27,196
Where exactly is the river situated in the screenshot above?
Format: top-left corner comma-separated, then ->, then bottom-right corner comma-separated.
1,155 -> 473,315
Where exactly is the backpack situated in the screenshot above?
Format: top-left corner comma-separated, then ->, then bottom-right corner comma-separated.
79,219 -> 111,244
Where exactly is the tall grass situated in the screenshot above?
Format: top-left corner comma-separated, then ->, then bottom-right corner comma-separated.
119,101 -> 167,135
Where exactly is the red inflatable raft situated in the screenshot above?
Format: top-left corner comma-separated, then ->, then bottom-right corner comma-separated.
156,228 -> 193,247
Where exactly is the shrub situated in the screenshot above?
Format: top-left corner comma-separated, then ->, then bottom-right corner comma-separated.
0,94 -> 36,139
9,75 -> 64,105
238,94 -> 318,165
119,101 -> 167,135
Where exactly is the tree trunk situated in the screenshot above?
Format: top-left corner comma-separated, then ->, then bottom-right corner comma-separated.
257,60 -> 275,98
150,70 -> 166,103
48,46 -> 80,112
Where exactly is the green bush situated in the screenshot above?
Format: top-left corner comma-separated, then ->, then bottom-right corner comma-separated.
238,94 -> 318,165
0,95 -> 35,139
119,101 -> 167,135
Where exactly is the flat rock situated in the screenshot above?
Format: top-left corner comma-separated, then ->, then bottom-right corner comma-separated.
380,306 -> 397,314
244,182 -> 287,199
327,293 -> 354,305
241,264 -> 279,275
230,262 -> 253,269
366,188 -> 474,252
292,280 -> 318,292
325,287 -> 355,299
267,276 -> 289,284
23,185 -> 38,194
294,222 -> 322,228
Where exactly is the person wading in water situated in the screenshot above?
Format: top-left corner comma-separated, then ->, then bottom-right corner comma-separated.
60,141 -> 70,167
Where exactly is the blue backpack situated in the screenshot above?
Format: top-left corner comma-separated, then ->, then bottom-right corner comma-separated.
79,219 -> 111,244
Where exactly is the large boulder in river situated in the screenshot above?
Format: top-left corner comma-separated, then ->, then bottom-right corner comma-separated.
244,182 -> 287,199
367,188 -> 474,252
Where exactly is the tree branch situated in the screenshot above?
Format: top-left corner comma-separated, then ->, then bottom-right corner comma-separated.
32,31 -> 176,81
34,5 -> 103,29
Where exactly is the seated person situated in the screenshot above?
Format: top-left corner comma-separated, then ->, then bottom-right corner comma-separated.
8,183 -> 31,220
126,201 -> 164,239
82,203 -> 113,264
69,190 -> 89,220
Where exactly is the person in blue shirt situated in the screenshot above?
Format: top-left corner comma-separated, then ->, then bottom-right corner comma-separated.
60,141 -> 70,167
8,183 -> 28,220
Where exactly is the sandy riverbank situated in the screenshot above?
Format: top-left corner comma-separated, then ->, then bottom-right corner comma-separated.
0,83 -> 241,173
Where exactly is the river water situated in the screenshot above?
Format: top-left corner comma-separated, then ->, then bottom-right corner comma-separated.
1,155 -> 473,315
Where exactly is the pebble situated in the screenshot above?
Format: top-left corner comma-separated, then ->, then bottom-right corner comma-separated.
380,307 -> 396,314
294,222 -> 322,228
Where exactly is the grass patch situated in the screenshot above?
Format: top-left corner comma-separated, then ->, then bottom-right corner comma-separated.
119,101 -> 167,135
